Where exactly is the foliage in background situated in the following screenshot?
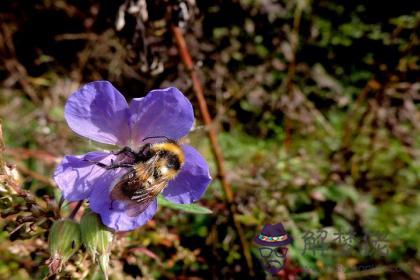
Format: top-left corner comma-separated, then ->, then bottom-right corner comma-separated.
0,0 -> 419,279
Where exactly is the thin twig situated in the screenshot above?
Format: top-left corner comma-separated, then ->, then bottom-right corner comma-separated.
14,162 -> 56,187
282,3 -> 303,153
68,200 -> 84,220
1,25 -> 40,104
281,2 -> 335,149
58,196 -> 65,210
171,25 -> 255,276
0,120 -> 5,174
4,147 -> 58,165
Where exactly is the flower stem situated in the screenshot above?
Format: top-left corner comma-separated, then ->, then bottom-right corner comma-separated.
171,25 -> 255,276
68,200 -> 84,220
58,195 -> 65,210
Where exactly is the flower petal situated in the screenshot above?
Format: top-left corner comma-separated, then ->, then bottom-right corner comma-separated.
162,145 -> 211,204
53,151 -> 117,201
88,170 -> 157,231
129,87 -> 194,147
65,81 -> 130,146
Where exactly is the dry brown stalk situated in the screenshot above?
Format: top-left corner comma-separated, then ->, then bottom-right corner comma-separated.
171,25 -> 255,276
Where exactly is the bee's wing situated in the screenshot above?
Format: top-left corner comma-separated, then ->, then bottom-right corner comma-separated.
125,179 -> 168,217
111,155 -> 168,217
110,155 -> 158,201
110,169 -> 139,202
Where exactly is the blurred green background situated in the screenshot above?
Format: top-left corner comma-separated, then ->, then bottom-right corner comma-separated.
0,0 -> 419,279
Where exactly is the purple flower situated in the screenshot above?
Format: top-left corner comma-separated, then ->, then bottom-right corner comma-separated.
54,81 -> 211,231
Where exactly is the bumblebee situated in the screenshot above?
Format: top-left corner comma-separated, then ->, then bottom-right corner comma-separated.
88,137 -> 185,216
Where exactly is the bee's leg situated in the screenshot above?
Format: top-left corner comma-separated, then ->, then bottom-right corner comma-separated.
83,159 -> 109,168
108,163 -> 135,169
112,147 -> 137,158
83,159 -> 134,170
138,143 -> 153,160
108,159 -> 135,169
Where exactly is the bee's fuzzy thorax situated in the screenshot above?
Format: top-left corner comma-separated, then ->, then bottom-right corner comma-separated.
152,142 -> 185,165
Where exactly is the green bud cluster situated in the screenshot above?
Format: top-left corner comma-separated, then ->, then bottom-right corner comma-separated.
48,219 -> 81,273
46,210 -> 113,277
80,211 -> 113,279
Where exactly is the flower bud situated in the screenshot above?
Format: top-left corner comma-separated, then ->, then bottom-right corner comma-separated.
80,211 -> 113,279
48,219 -> 81,273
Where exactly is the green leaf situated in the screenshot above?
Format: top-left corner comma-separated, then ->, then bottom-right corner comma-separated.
157,196 -> 212,214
